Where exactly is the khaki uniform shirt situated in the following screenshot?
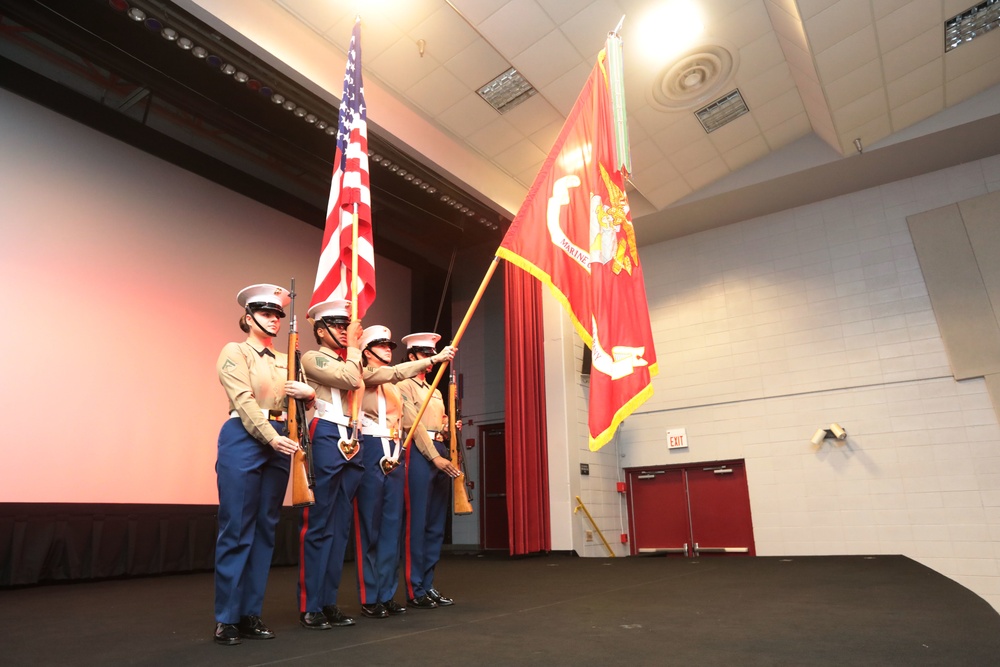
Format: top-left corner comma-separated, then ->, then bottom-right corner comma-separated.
301,345 -> 363,415
362,358 -> 435,453
398,377 -> 448,461
216,340 -> 288,445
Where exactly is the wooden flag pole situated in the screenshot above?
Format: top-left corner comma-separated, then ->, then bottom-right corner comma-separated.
348,202 -> 362,433
400,256 -> 500,451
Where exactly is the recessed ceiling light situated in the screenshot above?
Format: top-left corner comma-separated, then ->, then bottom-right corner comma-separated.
945,0 -> 1000,52
477,67 -> 535,113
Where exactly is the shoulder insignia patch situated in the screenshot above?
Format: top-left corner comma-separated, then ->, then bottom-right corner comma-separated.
221,358 -> 237,373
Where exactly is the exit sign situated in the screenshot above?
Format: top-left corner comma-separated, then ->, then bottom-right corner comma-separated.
666,428 -> 688,450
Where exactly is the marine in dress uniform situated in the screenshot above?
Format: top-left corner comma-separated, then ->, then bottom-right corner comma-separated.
398,332 -> 462,610
352,326 -> 455,618
214,284 -> 316,646
296,299 -> 364,630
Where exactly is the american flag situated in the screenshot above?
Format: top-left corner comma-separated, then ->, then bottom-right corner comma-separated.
310,18 -> 375,317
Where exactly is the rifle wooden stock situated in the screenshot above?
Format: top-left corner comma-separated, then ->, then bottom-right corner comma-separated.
287,300 -> 315,507
449,373 -> 473,515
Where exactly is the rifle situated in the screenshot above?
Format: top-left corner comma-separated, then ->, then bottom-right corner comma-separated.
287,278 -> 316,507
449,369 -> 473,515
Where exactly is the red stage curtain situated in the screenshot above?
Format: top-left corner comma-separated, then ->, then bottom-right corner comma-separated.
503,261 -> 551,554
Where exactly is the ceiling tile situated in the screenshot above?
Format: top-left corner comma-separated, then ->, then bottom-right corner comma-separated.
886,59 -> 942,108
436,93 -> 498,138
944,0 -> 978,15
944,34 -> 1000,80
559,0 -> 623,59
529,119 -> 564,154
651,114 -> 707,155
369,37 -> 440,94
832,88 -> 888,133
708,112 -> 763,152
274,0 -> 346,34
537,0 -> 599,24
824,59 -> 883,110
449,0 -> 510,25
714,0 -> 775,49
765,0 -> 801,19
722,135 -> 771,171
881,26 -> 941,82
740,62 -> 797,107
947,54 -> 1000,104
872,0 -> 913,20
512,28 -> 586,88
874,0 -> 941,54
479,0 -> 556,58
814,26 -> 878,83
405,66 -> 470,116
775,33 -> 818,83
890,88 -> 944,130
804,0 -> 873,54
737,33 -> 788,83
495,139 -> 548,175
499,94 -> 564,136
644,178 -> 693,210
685,156 -> 731,190
380,0 -> 446,33
753,87 -> 807,130
323,13 -> 403,62
539,60 -> 594,115
762,111 -> 813,150
795,0 -> 839,21
670,136 -> 721,172
515,160 -> 547,187
839,114 -> 891,153
443,40 -> 512,90
630,140 -> 665,173
466,115 -> 523,157
765,0 -> 808,52
408,5 -> 480,63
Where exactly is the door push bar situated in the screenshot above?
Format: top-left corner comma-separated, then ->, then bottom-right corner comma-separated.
693,543 -> 749,554
638,544 -> 688,556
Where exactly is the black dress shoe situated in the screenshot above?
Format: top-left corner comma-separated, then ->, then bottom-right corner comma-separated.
427,588 -> 454,606
360,603 -> 389,618
238,615 -> 275,640
322,605 -> 356,626
408,594 -> 438,609
214,622 -> 241,646
300,611 -> 333,630
381,599 -> 406,615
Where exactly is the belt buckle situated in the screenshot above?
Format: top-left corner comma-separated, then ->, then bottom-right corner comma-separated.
379,456 -> 400,475
268,410 -> 285,422
338,437 -> 360,461
433,432 -> 445,442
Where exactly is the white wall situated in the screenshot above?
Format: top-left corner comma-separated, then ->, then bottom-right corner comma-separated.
546,152 -> 1000,612
0,88 -> 409,504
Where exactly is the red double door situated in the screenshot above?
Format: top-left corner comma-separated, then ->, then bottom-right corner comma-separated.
626,460 -> 755,557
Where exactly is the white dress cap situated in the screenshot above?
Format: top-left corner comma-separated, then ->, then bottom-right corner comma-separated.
401,332 -> 441,350
307,298 -> 351,322
360,325 -> 396,350
237,283 -> 291,317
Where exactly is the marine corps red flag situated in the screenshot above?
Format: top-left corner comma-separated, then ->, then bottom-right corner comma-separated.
496,30 -> 657,451
311,17 -> 376,317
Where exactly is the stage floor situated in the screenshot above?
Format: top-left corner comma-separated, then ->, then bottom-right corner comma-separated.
3,553 -> 998,666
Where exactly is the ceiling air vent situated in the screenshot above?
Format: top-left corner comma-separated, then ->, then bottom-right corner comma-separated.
694,89 -> 748,133
478,67 -> 536,113
946,0 -> 1000,52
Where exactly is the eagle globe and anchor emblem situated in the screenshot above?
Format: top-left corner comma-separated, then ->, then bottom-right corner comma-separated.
545,162 -> 649,381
